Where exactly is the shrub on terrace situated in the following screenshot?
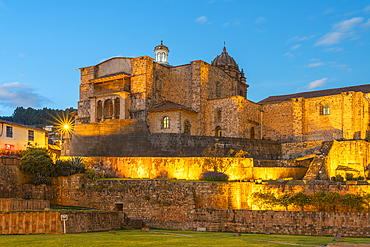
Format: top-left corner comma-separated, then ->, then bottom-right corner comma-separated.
20,148 -> 54,185
200,171 -> 228,182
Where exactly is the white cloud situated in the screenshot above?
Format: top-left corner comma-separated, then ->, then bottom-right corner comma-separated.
323,47 -> 343,52
0,82 -> 50,108
291,44 -> 301,50
307,62 -> 324,67
196,16 -> 208,24
316,32 -> 347,45
18,53 -> 25,58
333,17 -> 363,32
361,18 -> 370,27
255,17 -> 267,24
0,1 -> 5,8
222,22 -> 230,28
19,74 -> 24,77
364,5 -> 370,12
306,78 -> 327,90
283,52 -> 294,59
316,17 -> 364,46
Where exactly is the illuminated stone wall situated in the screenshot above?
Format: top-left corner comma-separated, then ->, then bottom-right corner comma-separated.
261,91 -> 370,141
325,140 -> 370,179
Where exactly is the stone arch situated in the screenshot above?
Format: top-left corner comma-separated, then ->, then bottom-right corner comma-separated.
215,126 -> 222,137
114,98 -> 120,119
162,116 -> 170,129
104,99 -> 113,118
215,109 -> 222,122
250,127 -> 255,139
97,100 -> 102,121
216,81 -> 221,98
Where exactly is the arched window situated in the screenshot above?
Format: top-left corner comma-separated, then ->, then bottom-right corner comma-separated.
216,81 -> 221,98
104,99 -> 113,118
114,98 -> 120,119
250,127 -> 255,139
215,126 -> 222,137
215,109 -> 222,122
163,116 -> 170,129
162,52 -> 166,61
321,104 -> 330,115
184,120 -> 190,134
97,101 -> 102,120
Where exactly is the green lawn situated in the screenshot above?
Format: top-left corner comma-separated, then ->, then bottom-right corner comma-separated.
1,229 -> 370,247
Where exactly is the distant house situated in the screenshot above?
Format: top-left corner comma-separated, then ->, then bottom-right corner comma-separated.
0,120 -> 47,151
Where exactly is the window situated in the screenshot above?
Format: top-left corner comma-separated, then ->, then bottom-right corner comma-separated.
215,126 -> 222,137
250,127 -> 255,139
162,52 -> 166,61
114,98 -> 120,119
28,130 -> 34,141
97,100 -> 102,120
5,144 -> 14,150
215,109 -> 222,122
321,104 -> 330,115
104,99 -> 113,118
163,116 -> 170,129
184,120 -> 190,134
6,126 -> 12,138
216,81 -> 221,98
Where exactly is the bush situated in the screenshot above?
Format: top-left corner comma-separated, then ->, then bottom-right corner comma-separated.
200,171 -> 228,182
335,175 -> 344,182
54,157 -> 86,177
20,148 -> 54,181
346,173 -> 355,181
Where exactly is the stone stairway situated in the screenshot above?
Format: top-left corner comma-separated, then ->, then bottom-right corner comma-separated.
207,209 -> 226,232
302,141 -> 333,181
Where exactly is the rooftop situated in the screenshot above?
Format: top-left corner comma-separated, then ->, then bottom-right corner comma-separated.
259,84 -> 370,104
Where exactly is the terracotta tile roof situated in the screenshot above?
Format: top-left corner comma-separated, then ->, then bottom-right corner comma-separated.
148,101 -> 197,113
258,84 -> 370,104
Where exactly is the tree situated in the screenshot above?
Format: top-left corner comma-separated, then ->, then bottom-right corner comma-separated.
20,148 -> 54,185
291,192 -> 311,211
363,193 -> 370,213
251,191 -> 276,210
311,192 -> 326,212
342,193 -> 363,212
323,192 -> 341,212
277,193 -> 292,211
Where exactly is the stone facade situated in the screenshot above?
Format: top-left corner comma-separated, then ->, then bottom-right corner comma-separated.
261,89 -> 370,142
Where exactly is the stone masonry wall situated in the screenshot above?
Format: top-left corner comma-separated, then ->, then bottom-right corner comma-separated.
148,209 -> 370,237
0,211 -> 119,235
262,101 -> 293,141
69,119 -> 282,159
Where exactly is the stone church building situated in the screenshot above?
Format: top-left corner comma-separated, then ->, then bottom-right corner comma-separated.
76,41 -> 260,140
74,41 -> 370,146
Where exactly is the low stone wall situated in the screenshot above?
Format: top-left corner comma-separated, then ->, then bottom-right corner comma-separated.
147,209 -> 370,237
62,211 -> 120,234
0,211 -> 120,235
0,198 -> 50,211
0,211 -> 62,234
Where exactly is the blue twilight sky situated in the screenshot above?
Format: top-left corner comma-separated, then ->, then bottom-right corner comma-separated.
1,0 -> 370,116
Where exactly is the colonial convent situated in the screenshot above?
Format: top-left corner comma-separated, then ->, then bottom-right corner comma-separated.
75,41 -> 370,143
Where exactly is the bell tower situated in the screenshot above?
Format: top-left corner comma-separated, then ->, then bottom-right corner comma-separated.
154,40 -> 169,65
